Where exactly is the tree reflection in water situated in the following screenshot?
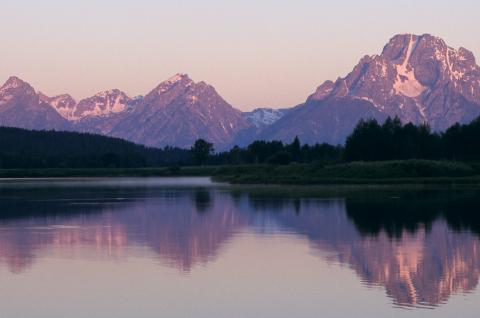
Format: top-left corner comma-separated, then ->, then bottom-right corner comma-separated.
0,182 -> 479,308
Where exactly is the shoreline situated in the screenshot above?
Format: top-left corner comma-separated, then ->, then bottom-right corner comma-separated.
1,160 -> 479,186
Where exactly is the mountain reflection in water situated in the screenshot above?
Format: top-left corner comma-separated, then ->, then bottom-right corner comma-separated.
0,179 -> 479,309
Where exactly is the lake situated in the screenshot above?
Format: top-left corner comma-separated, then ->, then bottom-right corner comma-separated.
0,177 -> 480,317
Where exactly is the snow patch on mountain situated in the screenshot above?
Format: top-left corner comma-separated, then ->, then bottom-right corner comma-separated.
75,89 -> 130,119
0,95 -> 13,105
0,77 -> 24,91
154,73 -> 193,95
244,108 -> 290,127
44,94 -> 77,120
167,73 -> 187,83
393,35 -> 426,97
38,89 -> 132,120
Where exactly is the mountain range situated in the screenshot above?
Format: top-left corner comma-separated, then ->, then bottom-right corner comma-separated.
1,33 -> 479,149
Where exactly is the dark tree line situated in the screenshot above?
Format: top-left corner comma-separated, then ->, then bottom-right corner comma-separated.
0,127 -> 344,168
210,137 -> 343,165
2,116 -> 480,169
344,116 -> 480,161
212,116 -> 480,164
0,127 -> 191,168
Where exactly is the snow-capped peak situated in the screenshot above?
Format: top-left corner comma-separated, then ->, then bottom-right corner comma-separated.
40,89 -> 133,120
151,73 -> 194,96
73,89 -> 131,119
94,89 -> 122,98
244,108 -> 290,127
1,76 -> 25,91
303,33 -> 480,134
0,76 -> 33,93
41,94 -> 77,120
167,73 -> 188,84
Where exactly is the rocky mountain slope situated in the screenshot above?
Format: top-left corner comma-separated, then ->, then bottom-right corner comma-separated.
258,34 -> 480,144
0,77 -> 70,130
108,74 -> 251,149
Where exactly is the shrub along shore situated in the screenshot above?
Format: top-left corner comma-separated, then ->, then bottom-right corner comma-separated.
211,160 -> 480,185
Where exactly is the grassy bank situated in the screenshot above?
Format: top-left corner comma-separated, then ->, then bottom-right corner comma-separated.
1,160 -> 480,185
211,160 -> 480,185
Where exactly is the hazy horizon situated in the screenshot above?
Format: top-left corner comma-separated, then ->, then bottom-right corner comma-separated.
1,0 -> 478,110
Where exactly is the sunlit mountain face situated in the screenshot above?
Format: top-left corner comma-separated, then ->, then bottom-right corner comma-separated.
0,181 -> 479,309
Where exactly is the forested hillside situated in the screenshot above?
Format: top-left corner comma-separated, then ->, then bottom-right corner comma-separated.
0,127 -> 190,168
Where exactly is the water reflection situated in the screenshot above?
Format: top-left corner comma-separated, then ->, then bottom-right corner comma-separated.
0,180 -> 479,310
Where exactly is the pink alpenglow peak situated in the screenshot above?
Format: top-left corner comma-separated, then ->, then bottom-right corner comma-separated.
258,33 -> 480,145
108,73 -> 251,149
0,34 -> 479,148
73,89 -> 131,119
39,93 -> 77,120
166,73 -> 189,84
0,76 -> 70,130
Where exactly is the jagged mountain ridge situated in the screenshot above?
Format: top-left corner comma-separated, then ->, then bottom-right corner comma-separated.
1,33 -> 479,148
258,33 -> 480,144
42,89 -> 133,120
0,74 -> 252,149
107,74 -> 252,149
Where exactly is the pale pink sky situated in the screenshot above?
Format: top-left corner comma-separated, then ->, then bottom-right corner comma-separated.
0,0 -> 478,110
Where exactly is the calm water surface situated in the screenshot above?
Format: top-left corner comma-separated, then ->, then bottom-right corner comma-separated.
0,177 -> 480,317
